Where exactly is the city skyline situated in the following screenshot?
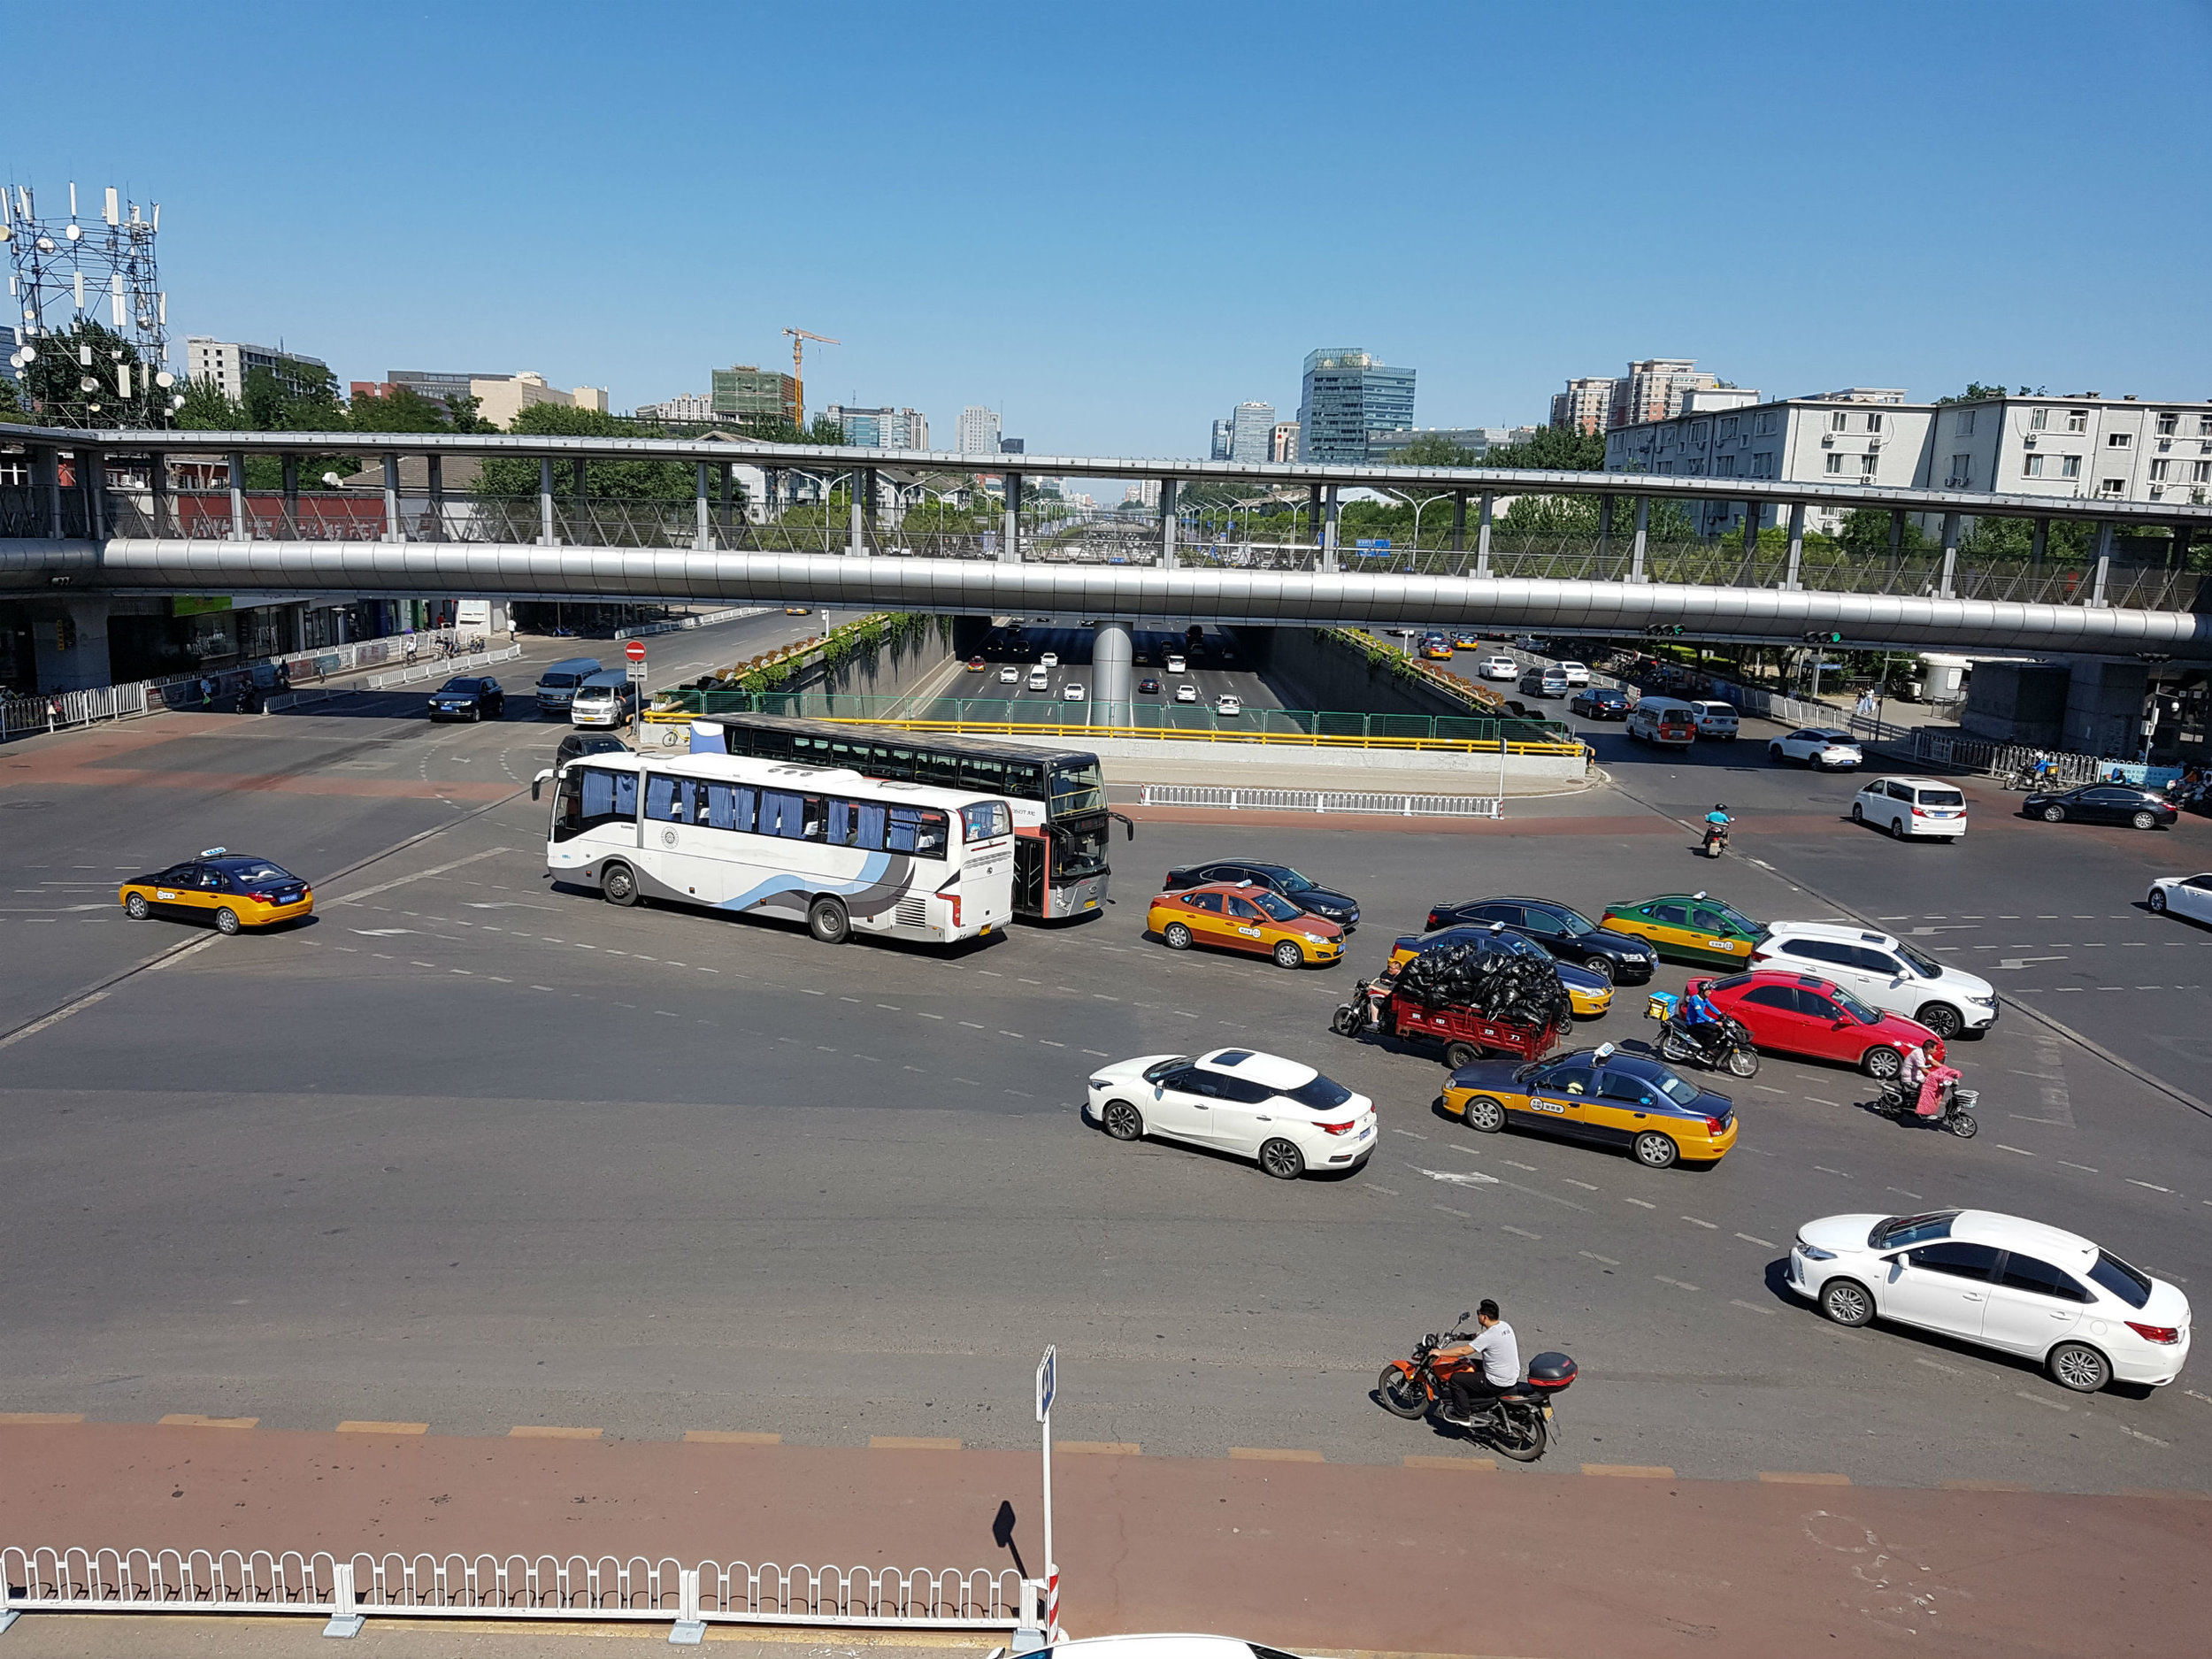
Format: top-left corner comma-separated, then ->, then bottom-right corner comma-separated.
9,2 -> 2210,459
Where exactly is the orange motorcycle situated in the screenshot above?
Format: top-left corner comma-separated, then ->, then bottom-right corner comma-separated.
1377,1316 -> 1578,1463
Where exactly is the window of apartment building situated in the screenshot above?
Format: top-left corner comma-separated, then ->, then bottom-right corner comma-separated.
2107,432 -> 2131,449
2194,461 -> 2212,484
2099,477 -> 2124,496
2199,415 -> 2212,436
2066,410 -> 2088,432
1753,453 -> 1775,479
2029,408 -> 2048,431
2156,413 -> 2177,435
1867,411 -> 1884,434
0,457 -> 28,487
1957,410 -> 1976,435
2061,455 -> 2082,479
1718,417 -> 1738,442
1830,411 -> 1848,432
1825,452 -> 1844,474
2024,454 -> 2046,477
1860,454 -> 1878,477
1947,454 -> 1972,486
1689,422 -> 1709,443
1716,455 -> 1736,477
2150,458 -> 2170,481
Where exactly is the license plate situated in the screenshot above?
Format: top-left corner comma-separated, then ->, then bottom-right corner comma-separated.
1356,1125 -> 1372,1141
1543,1404 -> 1554,1419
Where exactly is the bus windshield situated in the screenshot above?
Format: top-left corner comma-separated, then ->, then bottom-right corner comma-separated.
1053,815 -> 1110,881
1050,758 -> 1106,817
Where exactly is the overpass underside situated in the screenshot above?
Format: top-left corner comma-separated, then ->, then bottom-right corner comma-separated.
6,537 -> 2208,657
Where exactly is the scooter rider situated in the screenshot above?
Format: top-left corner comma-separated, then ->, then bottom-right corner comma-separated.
1440,1300 -> 1520,1425
1673,983 -> 1726,1063
1702,803 -> 1732,849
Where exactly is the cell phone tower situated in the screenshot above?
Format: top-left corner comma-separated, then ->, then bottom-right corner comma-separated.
3,180 -> 181,426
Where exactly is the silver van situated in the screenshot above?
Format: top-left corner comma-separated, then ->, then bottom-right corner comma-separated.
568,669 -> 637,729
534,657 -> 604,717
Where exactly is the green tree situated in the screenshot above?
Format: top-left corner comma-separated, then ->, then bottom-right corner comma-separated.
1479,426 -> 1605,472
1836,507 -> 1931,553
347,384 -> 454,434
1395,433 -> 1479,467
738,412 -> 847,446
1937,382 -> 2041,403
176,376 -> 249,429
18,319 -> 152,426
476,402 -> 700,500
0,373 -> 27,424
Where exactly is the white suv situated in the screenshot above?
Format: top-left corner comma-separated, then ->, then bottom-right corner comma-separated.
1690,701 -> 1740,741
1787,1208 -> 2190,1393
1852,775 -> 1968,841
1751,920 -> 1996,1039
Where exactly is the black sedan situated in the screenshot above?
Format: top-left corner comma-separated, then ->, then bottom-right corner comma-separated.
1164,858 -> 1359,931
1571,687 -> 1632,720
1138,677 -> 1162,695
1423,895 -> 1656,984
2023,783 -> 2178,831
426,676 -> 504,721
555,731 -> 628,769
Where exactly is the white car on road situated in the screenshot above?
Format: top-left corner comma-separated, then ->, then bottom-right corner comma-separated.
1215,693 -> 1243,717
1040,652 -> 1059,668
2148,872 -> 2212,925
997,665 -> 1020,684
1174,682 -> 1200,703
1787,1208 -> 2190,1392
1558,661 -> 1591,687
1477,656 -> 1520,680
1062,682 -> 1087,701
1770,727 -> 1863,770
1851,775 -> 1969,841
1751,919 -> 1996,1038
1086,1048 -> 1377,1179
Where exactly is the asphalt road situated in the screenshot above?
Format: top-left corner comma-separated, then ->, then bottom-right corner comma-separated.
3,685 -> 2209,1499
910,625 -> 1286,728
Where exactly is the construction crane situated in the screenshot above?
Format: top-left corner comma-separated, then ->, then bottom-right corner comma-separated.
784,327 -> 839,431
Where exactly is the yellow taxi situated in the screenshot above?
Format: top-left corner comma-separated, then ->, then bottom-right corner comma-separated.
119,849 -> 314,935
1441,1042 -> 1740,1170
1386,927 -> 1616,1019
1598,891 -> 1766,969
1149,880 -> 1345,970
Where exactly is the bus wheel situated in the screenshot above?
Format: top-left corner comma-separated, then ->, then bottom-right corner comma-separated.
601,862 -> 639,907
808,895 -> 850,944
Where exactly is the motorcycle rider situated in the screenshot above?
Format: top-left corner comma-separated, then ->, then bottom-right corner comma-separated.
1702,803 -> 1732,851
1440,1300 -> 1520,1425
1673,983 -> 1725,1064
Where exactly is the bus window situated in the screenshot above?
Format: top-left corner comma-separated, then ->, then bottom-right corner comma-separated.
644,775 -> 693,822
572,768 -> 637,836
962,755 -> 1008,795
826,799 -> 869,848
1002,760 -> 1046,799
704,782 -> 755,832
759,789 -> 808,839
913,745 -> 962,787
1049,757 -> 1106,815
552,771 -> 585,841
887,806 -> 949,858
962,802 -> 1012,843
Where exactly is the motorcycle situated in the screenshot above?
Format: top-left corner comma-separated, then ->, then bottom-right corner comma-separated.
1376,1314 -> 1577,1463
1330,974 -> 1394,1038
1700,822 -> 1729,858
1871,1077 -> 1979,1138
1647,992 -> 1760,1078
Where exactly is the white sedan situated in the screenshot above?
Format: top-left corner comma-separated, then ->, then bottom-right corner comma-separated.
1215,693 -> 1243,717
1786,1207 -> 2190,1392
1558,661 -> 1592,687
997,665 -> 1020,684
1174,682 -> 1200,703
1040,652 -> 1060,668
1770,727 -> 1863,770
1086,1048 -> 1377,1179
2148,872 -> 2212,925
1477,656 -> 1520,680
1062,682 -> 1087,702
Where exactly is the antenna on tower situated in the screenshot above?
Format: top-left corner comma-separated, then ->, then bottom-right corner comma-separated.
5,180 -> 174,426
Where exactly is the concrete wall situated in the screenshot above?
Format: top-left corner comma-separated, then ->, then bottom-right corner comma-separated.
1961,660 -> 2070,748
2062,658 -> 2147,757
1238,626 -> 1476,719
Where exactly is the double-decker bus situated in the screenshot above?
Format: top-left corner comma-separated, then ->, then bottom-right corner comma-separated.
687,712 -> 1127,921
536,749 -> 1015,946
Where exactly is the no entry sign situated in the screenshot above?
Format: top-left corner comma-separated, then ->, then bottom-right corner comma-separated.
625,641 -> 648,663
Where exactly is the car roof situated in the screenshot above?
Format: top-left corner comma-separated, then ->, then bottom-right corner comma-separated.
205,855 -> 281,872
1552,1048 -> 1681,1084
1949,1209 -> 2097,1265
1766,918 -> 1901,947
1197,1048 -> 1317,1089
1863,775 -> 1961,789
1614,892 -> 1747,910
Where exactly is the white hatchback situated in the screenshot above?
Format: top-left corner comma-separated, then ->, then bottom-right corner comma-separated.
1215,693 -> 1243,717
1852,775 -> 1968,841
1086,1048 -> 1377,1179
1770,727 -> 1863,769
1752,919 -> 1996,1038
997,665 -> 1020,684
1478,656 -> 1520,680
1787,1208 -> 2190,1392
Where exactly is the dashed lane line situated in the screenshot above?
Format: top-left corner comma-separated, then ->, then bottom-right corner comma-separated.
1655,1275 -> 1700,1292
1736,1233 -> 1777,1248
1995,1144 -> 2036,1156
1681,1216 -> 1717,1229
1728,1299 -> 1776,1316
1578,1250 -> 1619,1266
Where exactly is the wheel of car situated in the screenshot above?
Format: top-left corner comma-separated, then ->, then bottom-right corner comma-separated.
1163,922 -> 1193,950
1258,1138 -> 1305,1180
1724,1046 -> 1760,1079
1632,1131 -> 1678,1170
2041,804 -> 2067,823
1819,1278 -> 1875,1326
1444,1041 -> 1481,1069
1914,1002 -> 1963,1040
2149,889 -> 2168,913
125,893 -> 150,919
1101,1100 -> 1144,1141
1581,955 -> 1614,984
601,862 -> 639,907
213,906 -> 242,936
1272,941 -> 1304,971
1462,1095 -> 1506,1133
2131,810 -> 2159,831
1862,1044 -> 1904,1081
1769,743 -> 1784,761
1377,1365 -> 1430,1419
2046,1340 -> 2111,1394
807,895 -> 850,944
1889,816 -> 1909,840
1850,803 -> 1864,824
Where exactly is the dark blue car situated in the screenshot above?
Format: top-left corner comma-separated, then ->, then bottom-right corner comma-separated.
427,676 -> 505,721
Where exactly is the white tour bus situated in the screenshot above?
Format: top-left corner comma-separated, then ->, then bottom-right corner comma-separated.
535,749 -> 1015,946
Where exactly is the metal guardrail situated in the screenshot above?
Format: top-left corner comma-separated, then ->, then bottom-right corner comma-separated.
0,680 -> 150,740
1909,728 -> 2104,787
1138,784 -> 1503,818
613,606 -> 770,641
0,1544 -> 1025,1640
363,644 -> 524,689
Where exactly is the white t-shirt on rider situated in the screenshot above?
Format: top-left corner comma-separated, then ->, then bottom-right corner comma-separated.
1471,1321 -> 1520,1386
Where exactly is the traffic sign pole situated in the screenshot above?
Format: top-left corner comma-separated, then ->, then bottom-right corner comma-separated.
1036,1346 -> 1056,1637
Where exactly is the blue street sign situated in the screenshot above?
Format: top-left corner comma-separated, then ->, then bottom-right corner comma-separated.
1035,1346 -> 1056,1421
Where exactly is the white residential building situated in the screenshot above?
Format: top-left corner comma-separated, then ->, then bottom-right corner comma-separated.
636,390 -> 717,423
956,405 -> 1000,456
1271,421 -> 1300,463
186,336 -> 330,401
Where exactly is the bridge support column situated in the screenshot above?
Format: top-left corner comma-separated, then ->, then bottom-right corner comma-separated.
382,454 -> 402,543
1783,503 -> 1805,591
764,467 -> 780,520
1475,491 -> 1493,578
1938,511 -> 1960,599
229,450 -> 248,541
1003,472 -> 1023,564
149,450 -> 169,536
1308,484 -> 1322,560
85,447 -> 105,541
696,462 -> 712,552
1159,479 -> 1177,570
2092,521 -> 2114,606
1093,618 -> 1133,727
849,469 -> 865,557
1598,494 -> 1613,564
281,454 -> 300,538
1451,489 -> 1466,553
1322,486 -> 1340,572
539,457 -> 557,547
1629,496 -> 1649,583
426,455 -> 444,541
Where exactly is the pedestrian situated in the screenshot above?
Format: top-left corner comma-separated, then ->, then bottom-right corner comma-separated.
1855,687 -> 1878,718
198,676 -> 213,709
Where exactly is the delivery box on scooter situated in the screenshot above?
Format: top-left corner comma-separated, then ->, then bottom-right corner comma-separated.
1525,1352 -> 1578,1393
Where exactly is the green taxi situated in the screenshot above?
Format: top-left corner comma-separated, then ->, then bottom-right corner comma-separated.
1598,891 -> 1766,969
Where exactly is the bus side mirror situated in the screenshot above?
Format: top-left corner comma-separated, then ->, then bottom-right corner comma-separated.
1110,810 -> 1135,841
532,767 -> 554,802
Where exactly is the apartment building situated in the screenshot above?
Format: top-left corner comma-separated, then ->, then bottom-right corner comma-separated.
1550,376 -> 1614,435
1210,418 -> 1234,460
1927,395 -> 2212,509
1271,421 -> 1300,463
1550,359 -> 1729,434
636,390 -> 718,424
471,372 -> 611,431
956,405 -> 1001,456
821,404 -> 930,449
186,336 -> 330,401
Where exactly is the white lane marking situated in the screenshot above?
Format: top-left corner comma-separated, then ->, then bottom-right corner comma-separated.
1914,1357 -> 1962,1375
1813,1166 -> 1853,1178
1563,1179 -> 1599,1191
1502,1225 -> 1541,1240
1736,1233 -> 1776,1248
1368,1185 -> 1401,1196
918,1013 -> 944,1019
349,927 -> 417,937
1433,1203 -> 1471,1218
1417,1168 -> 1501,1187
1579,1250 -> 1619,1266
1624,1197 -> 1656,1210
1804,1096 -> 1842,1108
877,1003 -> 901,1010
145,935 -> 224,971
1887,1187 -> 1923,1200
2016,1390 -> 2070,1413
1729,1299 -> 1776,1316
2129,1179 -> 2174,1192
1655,1275 -> 1700,1291
1392,1128 -> 1427,1140
1502,1159 -> 1538,1171
331,847 -> 511,905
1994,1144 -> 2036,1156
2058,1161 -> 2100,1173
1682,1216 -> 1717,1229
2116,1424 -> 2170,1448
0,990 -> 108,1051
1752,1084 -> 1788,1095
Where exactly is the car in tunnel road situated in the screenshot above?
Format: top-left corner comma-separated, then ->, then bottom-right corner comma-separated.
1215,694 -> 1243,717
999,665 -> 1021,684
1175,683 -> 1199,703
1063,682 -> 1087,701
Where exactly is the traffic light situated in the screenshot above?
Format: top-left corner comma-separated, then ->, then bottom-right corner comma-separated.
1801,630 -> 1844,645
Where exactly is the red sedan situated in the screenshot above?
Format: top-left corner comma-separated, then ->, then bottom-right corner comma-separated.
1688,971 -> 1942,1081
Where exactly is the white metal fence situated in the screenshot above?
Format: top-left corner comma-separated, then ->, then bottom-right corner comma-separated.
1909,727 -> 2103,787
0,1545 -> 1026,1641
1137,784 -> 1502,818
364,643 -> 525,689
614,606 -> 770,641
0,680 -> 151,741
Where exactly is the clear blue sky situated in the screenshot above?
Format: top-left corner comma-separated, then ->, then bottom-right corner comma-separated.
12,1 -> 2210,459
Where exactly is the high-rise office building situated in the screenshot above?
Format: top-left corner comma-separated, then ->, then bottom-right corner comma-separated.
957,405 -> 1001,455
1,324 -> 19,387
1271,421 -> 1300,463
1230,402 -> 1275,465
999,437 -> 1025,455
822,404 -> 930,449
1210,418 -> 1234,460
1297,348 -> 1416,464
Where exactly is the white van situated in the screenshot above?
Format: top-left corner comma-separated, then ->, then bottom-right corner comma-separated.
1026,665 -> 1050,691
569,669 -> 636,729
1852,775 -> 1969,841
1689,700 -> 1740,741
1624,696 -> 1700,748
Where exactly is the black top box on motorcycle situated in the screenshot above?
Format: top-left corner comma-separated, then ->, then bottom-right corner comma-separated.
1525,1351 -> 1578,1391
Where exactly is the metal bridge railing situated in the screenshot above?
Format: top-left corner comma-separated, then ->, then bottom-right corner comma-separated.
1137,784 -> 1504,817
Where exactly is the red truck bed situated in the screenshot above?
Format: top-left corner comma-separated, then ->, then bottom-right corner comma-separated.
1386,989 -> 1562,1064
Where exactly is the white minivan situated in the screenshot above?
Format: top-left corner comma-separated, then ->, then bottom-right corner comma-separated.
568,670 -> 636,729
1026,665 -> 1050,691
1752,920 -> 1997,1039
1852,775 -> 1968,841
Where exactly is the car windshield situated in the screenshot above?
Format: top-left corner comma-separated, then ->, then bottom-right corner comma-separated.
1270,868 -> 1315,894
219,861 -> 295,884
1897,941 -> 1941,977
1141,1056 -> 1191,1083
2087,1249 -> 2153,1309
1831,986 -> 1883,1025
1870,1210 -> 1960,1249
1251,890 -> 1303,923
1816,729 -> 1854,741
1916,788 -> 1965,807
1650,1069 -> 1699,1105
1285,1074 -> 1353,1110
1711,902 -> 1760,935
438,679 -> 480,693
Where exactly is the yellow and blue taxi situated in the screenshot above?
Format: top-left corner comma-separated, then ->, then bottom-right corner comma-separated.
1599,891 -> 1767,969
1441,1042 -> 1738,1170
1386,926 -> 1616,1020
118,849 -> 314,935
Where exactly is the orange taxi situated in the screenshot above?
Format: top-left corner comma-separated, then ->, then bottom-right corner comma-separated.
119,849 -> 314,934
1147,880 -> 1345,970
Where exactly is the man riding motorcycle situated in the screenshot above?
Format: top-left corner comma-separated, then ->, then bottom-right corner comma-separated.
1439,1299 -> 1519,1425
1701,803 -> 1732,855
1671,983 -> 1727,1063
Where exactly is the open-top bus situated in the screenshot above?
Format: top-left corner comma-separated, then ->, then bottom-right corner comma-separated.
536,749 -> 1015,946
687,713 -> 1126,921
